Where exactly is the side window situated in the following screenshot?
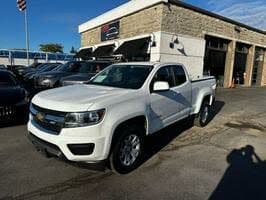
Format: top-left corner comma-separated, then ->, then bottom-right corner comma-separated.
152,66 -> 175,89
172,65 -> 187,86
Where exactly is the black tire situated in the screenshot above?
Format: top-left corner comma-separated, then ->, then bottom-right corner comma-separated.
110,125 -> 145,174
54,81 -> 60,88
194,101 -> 211,127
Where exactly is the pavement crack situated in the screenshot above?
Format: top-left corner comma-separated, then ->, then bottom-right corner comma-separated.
6,172 -> 112,200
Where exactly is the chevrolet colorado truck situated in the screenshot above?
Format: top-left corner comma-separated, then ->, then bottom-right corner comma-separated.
28,62 -> 216,174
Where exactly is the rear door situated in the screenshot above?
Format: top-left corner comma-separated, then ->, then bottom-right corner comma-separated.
148,66 -> 180,131
149,65 -> 192,133
171,65 -> 192,117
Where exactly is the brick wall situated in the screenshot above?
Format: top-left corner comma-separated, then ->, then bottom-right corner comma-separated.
161,4 -> 266,46
80,4 -> 164,47
81,2 -> 265,48
262,51 -> 266,86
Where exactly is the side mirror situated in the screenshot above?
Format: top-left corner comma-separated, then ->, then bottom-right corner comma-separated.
153,81 -> 170,92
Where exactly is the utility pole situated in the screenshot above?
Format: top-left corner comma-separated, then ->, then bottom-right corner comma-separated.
24,9 -> 30,65
17,0 -> 30,65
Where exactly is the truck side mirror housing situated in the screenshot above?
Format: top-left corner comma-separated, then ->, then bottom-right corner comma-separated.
153,81 -> 170,92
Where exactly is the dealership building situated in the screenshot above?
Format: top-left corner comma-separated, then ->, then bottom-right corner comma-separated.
78,0 -> 266,88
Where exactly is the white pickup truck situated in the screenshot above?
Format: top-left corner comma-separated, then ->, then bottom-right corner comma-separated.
28,62 -> 216,174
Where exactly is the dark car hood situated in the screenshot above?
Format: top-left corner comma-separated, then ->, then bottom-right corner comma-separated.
0,86 -> 25,105
61,73 -> 96,82
21,68 -> 35,75
38,71 -> 72,78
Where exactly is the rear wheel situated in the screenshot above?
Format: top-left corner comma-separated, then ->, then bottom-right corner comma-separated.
194,101 -> 210,127
110,125 -> 145,174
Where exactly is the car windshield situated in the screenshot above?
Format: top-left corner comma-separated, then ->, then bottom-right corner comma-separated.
78,62 -> 110,73
51,64 -> 63,71
36,64 -> 49,71
89,64 -> 153,89
78,63 -> 94,73
57,62 -> 82,73
39,64 -> 57,72
0,72 -> 17,86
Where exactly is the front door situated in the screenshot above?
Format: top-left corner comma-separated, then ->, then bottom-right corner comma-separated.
149,65 -> 191,133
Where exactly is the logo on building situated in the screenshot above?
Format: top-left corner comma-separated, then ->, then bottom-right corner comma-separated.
101,21 -> 120,42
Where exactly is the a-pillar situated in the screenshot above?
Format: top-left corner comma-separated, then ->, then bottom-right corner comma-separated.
224,40 -> 236,88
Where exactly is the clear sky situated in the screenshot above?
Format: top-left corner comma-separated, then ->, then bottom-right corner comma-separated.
0,0 -> 265,53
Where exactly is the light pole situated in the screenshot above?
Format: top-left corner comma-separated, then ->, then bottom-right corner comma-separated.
24,8 -> 30,65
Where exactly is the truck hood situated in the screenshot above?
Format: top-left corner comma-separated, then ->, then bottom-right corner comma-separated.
32,84 -> 131,112
61,73 -> 95,82
39,71 -> 68,78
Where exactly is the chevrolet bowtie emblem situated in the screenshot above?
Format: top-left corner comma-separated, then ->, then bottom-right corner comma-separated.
36,112 -> 45,121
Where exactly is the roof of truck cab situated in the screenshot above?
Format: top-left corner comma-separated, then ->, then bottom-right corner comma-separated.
114,62 -> 157,66
114,62 -> 184,67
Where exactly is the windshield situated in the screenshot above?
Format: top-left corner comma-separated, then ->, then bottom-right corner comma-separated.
0,72 -> 17,86
39,64 -> 58,72
51,64 -> 63,71
36,64 -> 49,71
89,64 -> 153,89
78,63 -> 94,73
57,61 -> 82,73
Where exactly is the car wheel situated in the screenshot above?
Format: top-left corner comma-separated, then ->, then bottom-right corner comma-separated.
110,125 -> 145,174
194,101 -> 210,127
54,81 -> 60,88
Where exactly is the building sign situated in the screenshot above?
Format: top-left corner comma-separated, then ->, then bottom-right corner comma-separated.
101,21 -> 120,42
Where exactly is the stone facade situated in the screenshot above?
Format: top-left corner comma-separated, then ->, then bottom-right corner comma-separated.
81,2 -> 266,48
160,3 -> 265,87
262,51 -> 266,85
245,45 -> 255,86
80,1 -> 266,87
161,4 -> 266,46
80,4 -> 164,47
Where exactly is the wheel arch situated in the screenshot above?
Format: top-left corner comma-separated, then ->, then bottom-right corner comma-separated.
194,91 -> 214,114
108,115 -> 148,156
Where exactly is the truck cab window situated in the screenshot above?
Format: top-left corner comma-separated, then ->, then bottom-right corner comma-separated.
151,66 -> 175,88
172,65 -> 187,86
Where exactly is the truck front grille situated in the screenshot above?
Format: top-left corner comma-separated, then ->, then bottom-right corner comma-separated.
30,104 -> 66,135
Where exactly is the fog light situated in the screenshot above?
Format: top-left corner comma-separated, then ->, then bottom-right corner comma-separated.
67,144 -> 95,155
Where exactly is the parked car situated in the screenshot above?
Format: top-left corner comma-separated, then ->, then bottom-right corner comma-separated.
23,63 -> 62,82
0,65 -> 7,70
35,61 -> 111,89
28,62 -> 216,173
13,63 -> 42,77
20,63 -> 49,78
0,70 -> 29,124
60,61 -> 111,86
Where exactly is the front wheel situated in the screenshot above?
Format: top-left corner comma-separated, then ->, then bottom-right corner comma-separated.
110,125 -> 145,174
194,101 -> 211,127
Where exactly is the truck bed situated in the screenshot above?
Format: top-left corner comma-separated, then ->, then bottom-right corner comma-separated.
191,76 -> 216,114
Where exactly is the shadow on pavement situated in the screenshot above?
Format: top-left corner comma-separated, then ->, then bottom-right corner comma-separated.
140,100 -> 225,169
209,100 -> 225,123
209,145 -> 266,200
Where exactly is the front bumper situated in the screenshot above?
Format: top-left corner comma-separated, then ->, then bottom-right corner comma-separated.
27,119 -> 108,163
28,131 -> 65,158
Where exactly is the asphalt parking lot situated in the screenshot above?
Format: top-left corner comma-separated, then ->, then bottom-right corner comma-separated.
1,87 -> 266,200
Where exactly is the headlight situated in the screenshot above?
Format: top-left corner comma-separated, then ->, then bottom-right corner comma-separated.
64,109 -> 106,128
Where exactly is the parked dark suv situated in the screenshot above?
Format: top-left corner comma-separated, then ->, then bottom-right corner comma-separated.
60,61 -> 111,86
0,70 -> 29,124
35,61 -> 111,89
